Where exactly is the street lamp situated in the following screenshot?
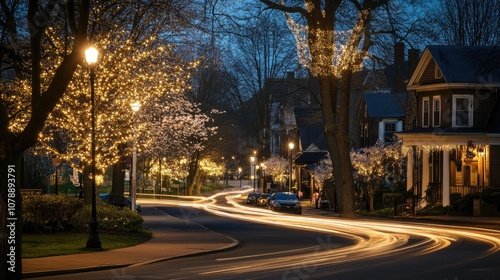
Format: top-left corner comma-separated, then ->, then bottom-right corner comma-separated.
250,156 -> 256,192
256,165 -> 260,192
238,167 -> 242,188
260,163 -> 266,192
288,142 -> 295,192
85,46 -> 101,249
131,101 -> 141,213
51,157 -> 63,195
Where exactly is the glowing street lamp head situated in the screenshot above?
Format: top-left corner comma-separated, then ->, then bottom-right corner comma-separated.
131,101 -> 141,112
85,47 -> 99,64
289,142 -> 295,150
250,156 -> 255,163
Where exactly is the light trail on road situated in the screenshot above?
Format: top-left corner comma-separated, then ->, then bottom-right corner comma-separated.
138,190 -> 500,278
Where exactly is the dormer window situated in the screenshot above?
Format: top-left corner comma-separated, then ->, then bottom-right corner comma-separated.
452,95 -> 473,127
434,65 -> 443,79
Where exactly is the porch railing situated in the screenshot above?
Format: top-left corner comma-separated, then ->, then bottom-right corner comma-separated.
450,185 -> 484,196
426,182 -> 442,205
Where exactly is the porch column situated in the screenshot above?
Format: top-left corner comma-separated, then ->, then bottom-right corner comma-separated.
422,149 -> 429,199
442,149 -> 450,206
406,147 -> 413,191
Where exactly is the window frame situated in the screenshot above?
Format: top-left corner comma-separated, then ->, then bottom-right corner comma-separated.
435,65 -> 443,79
422,97 -> 430,128
432,96 -> 441,127
384,122 -> 397,143
452,94 -> 473,127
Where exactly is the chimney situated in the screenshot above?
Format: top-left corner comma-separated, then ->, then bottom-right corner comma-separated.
394,42 -> 405,93
408,49 -> 420,80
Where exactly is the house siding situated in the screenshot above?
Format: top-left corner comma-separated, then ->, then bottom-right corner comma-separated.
416,89 -> 496,128
420,59 -> 446,84
490,145 -> 500,187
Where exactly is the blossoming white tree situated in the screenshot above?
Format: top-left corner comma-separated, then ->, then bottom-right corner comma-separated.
350,140 -> 402,211
264,156 -> 290,190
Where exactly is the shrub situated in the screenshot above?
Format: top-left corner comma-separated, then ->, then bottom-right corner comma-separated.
23,194 -> 143,233
23,194 -> 84,233
358,207 -> 395,217
417,205 -> 454,216
72,201 -> 143,232
450,192 -> 480,214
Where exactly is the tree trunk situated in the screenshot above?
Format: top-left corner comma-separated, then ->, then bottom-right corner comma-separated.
111,145 -> 127,197
369,193 -> 375,212
318,74 -> 356,218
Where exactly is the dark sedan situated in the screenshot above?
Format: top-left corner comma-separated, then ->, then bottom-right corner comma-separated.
268,192 -> 302,214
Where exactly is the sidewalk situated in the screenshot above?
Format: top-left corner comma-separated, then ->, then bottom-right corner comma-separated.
22,207 -> 239,278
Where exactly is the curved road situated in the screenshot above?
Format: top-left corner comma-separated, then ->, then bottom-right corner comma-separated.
35,190 -> 500,279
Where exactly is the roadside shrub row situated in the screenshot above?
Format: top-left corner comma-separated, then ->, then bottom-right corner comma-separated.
22,194 -> 143,233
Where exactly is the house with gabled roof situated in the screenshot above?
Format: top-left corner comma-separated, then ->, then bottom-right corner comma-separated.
396,45 -> 500,209
357,91 -> 407,147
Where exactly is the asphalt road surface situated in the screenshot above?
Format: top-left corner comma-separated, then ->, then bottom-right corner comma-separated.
32,191 -> 500,280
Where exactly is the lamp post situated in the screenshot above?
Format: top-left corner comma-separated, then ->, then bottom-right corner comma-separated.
288,142 -> 294,192
131,101 -> 141,212
85,46 -> 101,249
51,157 -> 63,195
260,163 -> 265,192
238,167 -> 242,188
256,165 -> 260,192
250,156 -> 256,192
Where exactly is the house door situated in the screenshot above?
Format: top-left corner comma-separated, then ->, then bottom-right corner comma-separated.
462,163 -> 478,186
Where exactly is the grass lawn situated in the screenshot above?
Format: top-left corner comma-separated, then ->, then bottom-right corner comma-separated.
23,230 -> 152,258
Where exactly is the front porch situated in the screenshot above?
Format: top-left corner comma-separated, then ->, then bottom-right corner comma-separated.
425,183 -> 485,205
397,133 -> 500,208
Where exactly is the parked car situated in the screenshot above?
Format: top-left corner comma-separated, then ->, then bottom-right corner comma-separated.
256,193 -> 270,207
268,192 -> 302,214
99,193 -> 141,213
246,192 -> 261,205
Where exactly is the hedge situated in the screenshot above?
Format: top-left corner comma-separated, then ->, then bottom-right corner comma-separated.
22,194 -> 143,233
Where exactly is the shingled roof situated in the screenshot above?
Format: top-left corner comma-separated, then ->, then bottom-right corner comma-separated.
293,107 -> 327,151
363,92 -> 407,119
427,45 -> 500,83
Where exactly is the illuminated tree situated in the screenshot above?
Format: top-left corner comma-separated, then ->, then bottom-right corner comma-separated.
137,98 -> 220,194
0,1 -> 91,278
260,0 -> 388,217
313,154 -> 333,191
313,154 -> 334,209
0,1 -> 212,276
32,1 -> 214,201
264,156 -> 289,190
350,140 -> 402,211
